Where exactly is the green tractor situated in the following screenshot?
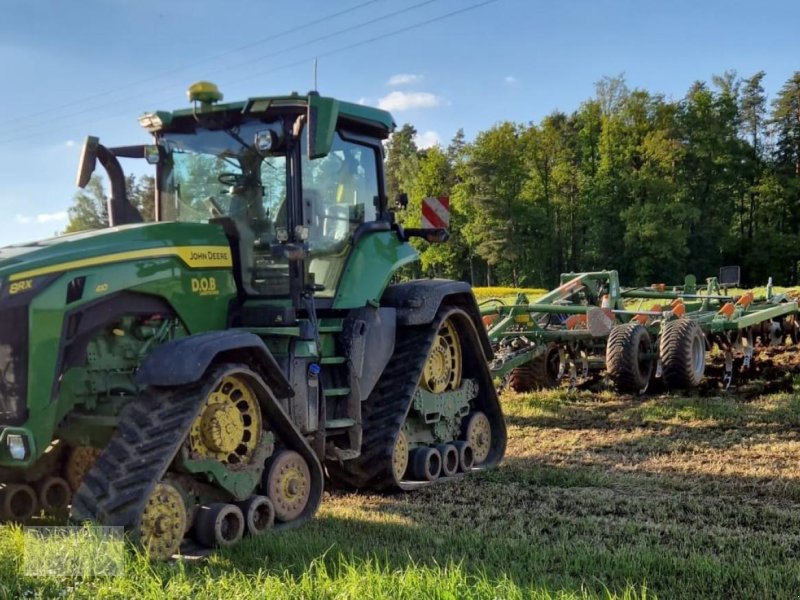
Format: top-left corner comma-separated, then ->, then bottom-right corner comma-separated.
0,82 -> 506,558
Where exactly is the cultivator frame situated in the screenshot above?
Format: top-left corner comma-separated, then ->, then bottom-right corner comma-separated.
483,270 -> 799,393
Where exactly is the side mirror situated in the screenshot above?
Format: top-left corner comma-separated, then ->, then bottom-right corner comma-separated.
395,193 -> 409,210
76,136 -> 99,188
306,93 -> 338,159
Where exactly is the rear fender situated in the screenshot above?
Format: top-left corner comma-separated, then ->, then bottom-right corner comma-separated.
381,280 -> 493,359
135,330 -> 293,399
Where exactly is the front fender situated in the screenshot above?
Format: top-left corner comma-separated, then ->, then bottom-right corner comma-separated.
135,330 -> 293,399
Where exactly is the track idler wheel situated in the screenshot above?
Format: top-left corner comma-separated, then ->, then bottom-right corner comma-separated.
0,483 -> 38,521
392,430 -> 410,482
195,503 -> 245,549
35,477 -> 71,513
409,447 -> 442,481
452,441 -> 474,472
436,444 -> 459,477
265,450 -> 312,523
138,481 -> 187,560
660,319 -> 706,389
237,495 -> 274,536
462,411 -> 492,465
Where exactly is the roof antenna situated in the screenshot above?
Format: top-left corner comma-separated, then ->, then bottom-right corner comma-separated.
313,58 -> 318,92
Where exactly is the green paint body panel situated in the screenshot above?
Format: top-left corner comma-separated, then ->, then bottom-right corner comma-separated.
333,231 -> 418,309
0,221 -> 238,467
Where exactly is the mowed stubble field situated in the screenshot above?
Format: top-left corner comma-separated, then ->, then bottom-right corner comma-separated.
3,351 -> 800,598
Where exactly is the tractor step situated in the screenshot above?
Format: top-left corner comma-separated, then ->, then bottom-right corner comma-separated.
323,387 -> 350,397
325,418 -> 356,429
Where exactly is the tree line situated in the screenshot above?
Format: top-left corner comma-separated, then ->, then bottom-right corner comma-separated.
66,70 -> 800,288
389,72 -> 800,288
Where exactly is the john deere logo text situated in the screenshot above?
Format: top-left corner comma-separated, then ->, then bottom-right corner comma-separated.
190,250 -> 228,262
191,277 -> 218,296
9,279 -> 33,295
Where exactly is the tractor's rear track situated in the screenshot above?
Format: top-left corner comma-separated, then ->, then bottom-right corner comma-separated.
328,307 -> 504,491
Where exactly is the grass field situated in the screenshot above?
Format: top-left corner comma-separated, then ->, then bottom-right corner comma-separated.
4,352 -> 800,598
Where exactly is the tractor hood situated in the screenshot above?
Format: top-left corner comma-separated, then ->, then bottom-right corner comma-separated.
0,221 -> 231,283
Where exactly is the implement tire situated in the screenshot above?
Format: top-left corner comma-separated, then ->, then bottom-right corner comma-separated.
507,344 -> 561,392
606,323 -> 654,394
660,319 -> 706,389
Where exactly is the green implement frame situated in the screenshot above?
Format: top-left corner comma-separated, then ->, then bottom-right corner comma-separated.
482,270 -> 799,393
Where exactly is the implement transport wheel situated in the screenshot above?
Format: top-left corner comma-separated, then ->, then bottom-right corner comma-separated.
65,447 -> 102,492
606,323 -> 655,394
194,503 -> 245,549
508,343 -> 562,392
392,430 -> 410,482
463,411 -> 492,465
660,319 -> 706,389
139,481 -> 187,560
421,318 -> 463,393
265,450 -> 311,523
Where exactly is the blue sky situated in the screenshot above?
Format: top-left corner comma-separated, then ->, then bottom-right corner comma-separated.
1,0 -> 798,245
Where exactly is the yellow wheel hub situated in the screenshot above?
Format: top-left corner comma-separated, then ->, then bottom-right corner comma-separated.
421,318 -> 463,393
189,375 -> 261,463
139,482 -> 187,561
465,412 -> 491,465
266,450 -> 311,523
392,430 -> 409,482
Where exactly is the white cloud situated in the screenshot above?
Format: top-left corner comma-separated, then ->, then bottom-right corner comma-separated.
37,211 -> 68,223
504,75 -> 519,85
415,130 -> 441,149
65,140 -> 76,147
16,211 -> 68,224
377,91 -> 442,112
356,97 -> 369,106
387,73 -> 423,87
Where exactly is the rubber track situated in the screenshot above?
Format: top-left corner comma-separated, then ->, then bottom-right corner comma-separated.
71,383 -> 205,535
606,323 -> 652,393
327,315 -> 440,491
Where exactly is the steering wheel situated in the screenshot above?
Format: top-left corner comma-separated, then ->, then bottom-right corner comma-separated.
218,172 -> 244,186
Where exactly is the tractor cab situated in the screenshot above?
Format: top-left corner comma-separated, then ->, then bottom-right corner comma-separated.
80,82 -> 392,305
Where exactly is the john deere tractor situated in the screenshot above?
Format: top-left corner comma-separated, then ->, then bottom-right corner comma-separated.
0,82 -> 505,558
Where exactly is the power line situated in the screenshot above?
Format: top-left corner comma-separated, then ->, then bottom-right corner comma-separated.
0,0 -> 441,142
0,0 -> 383,132
0,0 -> 500,147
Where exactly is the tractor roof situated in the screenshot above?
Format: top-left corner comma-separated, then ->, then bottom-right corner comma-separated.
139,84 -> 395,137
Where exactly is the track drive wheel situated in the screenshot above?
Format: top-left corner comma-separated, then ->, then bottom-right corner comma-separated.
421,318 -> 462,393
660,319 -> 706,389
606,323 -> 655,394
138,481 -> 187,560
65,447 -> 102,492
507,343 -> 562,392
462,411 -> 491,465
265,450 -> 311,523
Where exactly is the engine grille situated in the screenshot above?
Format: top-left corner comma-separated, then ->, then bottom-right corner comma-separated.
0,305 -> 29,425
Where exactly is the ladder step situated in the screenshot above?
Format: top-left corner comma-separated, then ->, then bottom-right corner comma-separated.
323,387 -> 350,397
325,418 -> 356,429
320,356 -> 347,365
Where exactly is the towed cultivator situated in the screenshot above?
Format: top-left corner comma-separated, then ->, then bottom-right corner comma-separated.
483,270 -> 799,393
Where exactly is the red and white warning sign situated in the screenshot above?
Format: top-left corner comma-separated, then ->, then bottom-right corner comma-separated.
421,196 -> 450,229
